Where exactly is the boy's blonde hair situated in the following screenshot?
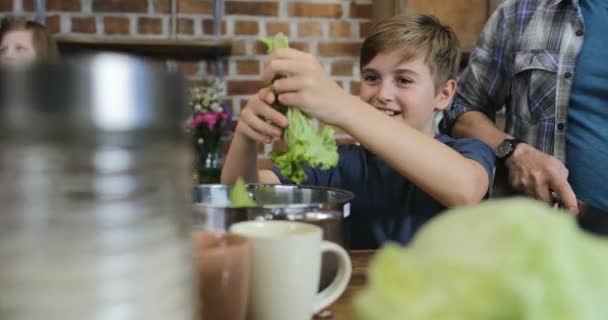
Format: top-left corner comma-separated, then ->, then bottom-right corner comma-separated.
0,17 -> 59,61
360,14 -> 460,92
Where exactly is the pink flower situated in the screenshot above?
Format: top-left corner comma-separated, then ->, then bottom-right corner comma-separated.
191,112 -> 229,130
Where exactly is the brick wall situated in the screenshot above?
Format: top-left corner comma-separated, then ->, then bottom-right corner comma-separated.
1,0 -> 495,163
0,0 -> 373,163
0,0 -> 370,112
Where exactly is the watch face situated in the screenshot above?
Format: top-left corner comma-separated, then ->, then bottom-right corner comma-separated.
496,141 -> 513,158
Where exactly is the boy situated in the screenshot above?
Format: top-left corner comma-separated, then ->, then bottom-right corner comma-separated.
222,14 -> 494,249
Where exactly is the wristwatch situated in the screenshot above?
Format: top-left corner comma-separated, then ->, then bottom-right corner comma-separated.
496,138 -> 524,162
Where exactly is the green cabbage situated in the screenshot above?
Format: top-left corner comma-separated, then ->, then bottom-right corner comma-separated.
229,177 -> 256,207
259,33 -> 338,184
355,198 -> 608,320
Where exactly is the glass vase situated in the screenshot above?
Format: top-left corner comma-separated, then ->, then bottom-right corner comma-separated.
197,149 -> 223,184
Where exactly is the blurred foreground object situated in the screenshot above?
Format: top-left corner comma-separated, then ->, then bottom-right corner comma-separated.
0,54 -> 196,320
356,198 -> 608,320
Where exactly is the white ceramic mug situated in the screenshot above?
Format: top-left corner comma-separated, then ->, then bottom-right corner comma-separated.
229,221 -> 351,320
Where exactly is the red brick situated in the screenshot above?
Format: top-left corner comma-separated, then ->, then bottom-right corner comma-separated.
93,0 -> 148,12
235,60 -> 259,75
256,139 -> 266,155
331,60 -> 354,77
330,22 -> 351,38
405,0 -> 487,51
0,1 -> 12,11
202,19 -> 226,35
231,40 -> 246,56
350,3 -> 372,19
256,159 -> 274,169
234,20 -> 258,36
288,3 -> 342,18
103,16 -> 130,35
179,62 -> 200,76
153,0 -> 171,13
138,17 -> 163,34
226,1 -> 278,16
177,18 -> 194,35
71,17 -> 96,33
272,139 -> 287,153
266,22 -> 290,36
227,80 -> 266,95
298,22 -> 322,37
253,41 -> 270,55
359,22 -> 372,38
178,0 -> 212,14
253,40 -> 309,54
290,41 -> 310,53
24,0 -> 80,11
45,15 -> 61,34
318,42 -> 361,57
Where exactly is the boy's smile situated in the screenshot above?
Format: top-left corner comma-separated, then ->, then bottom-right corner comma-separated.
359,49 -> 454,135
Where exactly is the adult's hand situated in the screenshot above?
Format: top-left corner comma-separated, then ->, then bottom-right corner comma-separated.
506,143 -> 578,214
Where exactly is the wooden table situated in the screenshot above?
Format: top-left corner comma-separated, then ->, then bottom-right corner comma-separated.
313,250 -> 375,320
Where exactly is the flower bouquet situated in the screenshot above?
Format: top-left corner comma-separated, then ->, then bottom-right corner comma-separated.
188,76 -> 231,184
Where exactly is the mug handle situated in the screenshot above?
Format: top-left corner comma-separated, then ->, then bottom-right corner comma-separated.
313,241 -> 352,313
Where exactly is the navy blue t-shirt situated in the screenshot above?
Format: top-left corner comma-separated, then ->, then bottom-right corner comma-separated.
271,135 -> 495,249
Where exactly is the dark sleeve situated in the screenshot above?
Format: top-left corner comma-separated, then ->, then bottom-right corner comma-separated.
442,2 -> 514,134
270,163 -> 340,186
447,138 -> 495,194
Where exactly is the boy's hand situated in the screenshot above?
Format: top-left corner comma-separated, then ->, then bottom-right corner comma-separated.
263,48 -> 352,126
236,88 -> 288,144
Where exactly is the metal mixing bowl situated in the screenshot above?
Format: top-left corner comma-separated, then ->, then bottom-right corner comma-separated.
192,184 -> 354,289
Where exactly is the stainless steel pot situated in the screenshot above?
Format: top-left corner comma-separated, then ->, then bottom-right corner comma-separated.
192,184 -> 354,289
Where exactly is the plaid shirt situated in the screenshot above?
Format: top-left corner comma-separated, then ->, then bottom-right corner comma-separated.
444,0 -> 585,163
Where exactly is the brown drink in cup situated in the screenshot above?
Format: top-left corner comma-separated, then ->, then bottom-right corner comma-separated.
192,230 -> 250,320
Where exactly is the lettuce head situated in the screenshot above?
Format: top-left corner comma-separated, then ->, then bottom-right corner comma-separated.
258,33 -> 338,184
355,198 -> 608,320
229,177 -> 256,207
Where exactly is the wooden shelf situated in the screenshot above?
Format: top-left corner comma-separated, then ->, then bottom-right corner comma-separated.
55,36 -> 232,61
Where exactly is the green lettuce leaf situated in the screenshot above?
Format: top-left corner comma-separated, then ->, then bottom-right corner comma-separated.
355,198 -> 608,320
229,177 -> 256,207
258,33 -> 338,184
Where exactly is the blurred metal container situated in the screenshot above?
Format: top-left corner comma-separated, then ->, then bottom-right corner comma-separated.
0,54 -> 196,320
192,184 -> 354,289
193,184 -> 353,244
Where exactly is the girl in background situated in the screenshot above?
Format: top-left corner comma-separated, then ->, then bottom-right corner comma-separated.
0,17 -> 59,66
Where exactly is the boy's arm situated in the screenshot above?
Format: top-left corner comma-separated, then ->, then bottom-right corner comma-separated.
264,49 -> 489,207
220,130 -> 280,184
221,90 -> 285,185
339,96 -> 490,207
451,110 -> 510,149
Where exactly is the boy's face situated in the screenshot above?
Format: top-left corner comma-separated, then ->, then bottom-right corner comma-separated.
0,30 -> 37,66
359,50 -> 455,135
